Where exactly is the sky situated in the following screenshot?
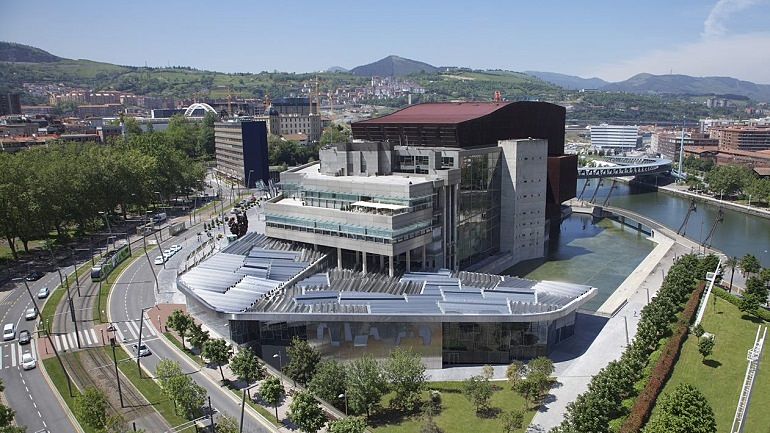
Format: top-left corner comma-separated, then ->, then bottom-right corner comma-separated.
1,0 -> 769,83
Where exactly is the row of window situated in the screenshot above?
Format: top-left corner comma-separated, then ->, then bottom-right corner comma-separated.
266,221 -> 432,244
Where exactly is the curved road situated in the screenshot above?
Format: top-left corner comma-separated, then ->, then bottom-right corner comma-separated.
109,199 -> 273,432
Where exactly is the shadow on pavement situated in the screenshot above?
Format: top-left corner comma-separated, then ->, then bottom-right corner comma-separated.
548,313 -> 609,363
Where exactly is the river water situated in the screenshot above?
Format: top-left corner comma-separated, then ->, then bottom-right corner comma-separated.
584,179 -> 770,268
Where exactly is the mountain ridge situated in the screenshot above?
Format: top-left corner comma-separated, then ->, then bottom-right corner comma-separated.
350,55 -> 440,77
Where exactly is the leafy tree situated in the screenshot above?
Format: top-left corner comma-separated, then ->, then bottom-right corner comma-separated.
187,322 -> 210,355
698,336 -> 715,361
740,293 -> 762,316
166,310 -> 194,348
156,359 -> 187,415
501,409 -> 525,433
74,387 -> 108,429
328,416 -> 368,433
307,360 -> 347,407
462,375 -> 493,415
288,391 -> 327,433
284,336 -> 321,386
346,354 -> 387,418
481,364 -> 495,381
320,124 -> 351,145
177,379 -> 207,419
506,360 -> 525,388
216,414 -> 239,433
693,323 -> 705,337
739,254 -> 761,277
260,376 -> 285,421
384,347 -> 427,412
515,372 -> 550,409
230,348 -> 265,395
527,356 -> 555,377
202,338 -> 233,382
744,275 -> 769,306
704,164 -> 754,197
643,383 -> 716,433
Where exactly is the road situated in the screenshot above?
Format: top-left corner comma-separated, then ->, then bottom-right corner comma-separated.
0,269 -> 77,433
109,194 -> 274,432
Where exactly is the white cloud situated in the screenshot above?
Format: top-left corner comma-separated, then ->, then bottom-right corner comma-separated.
703,0 -> 765,38
590,32 -> 770,83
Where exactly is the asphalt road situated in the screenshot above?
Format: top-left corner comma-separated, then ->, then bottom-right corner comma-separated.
109,196 -> 273,433
0,269 -> 77,433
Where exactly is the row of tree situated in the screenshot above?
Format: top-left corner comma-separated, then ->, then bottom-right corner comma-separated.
0,127 -> 207,259
687,164 -> 770,204
552,254 -> 719,433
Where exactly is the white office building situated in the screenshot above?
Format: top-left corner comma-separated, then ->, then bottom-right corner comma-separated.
590,124 -> 639,150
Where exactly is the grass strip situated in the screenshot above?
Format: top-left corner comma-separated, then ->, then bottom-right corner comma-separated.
107,345 -> 189,427
40,260 -> 94,329
41,357 -> 98,433
163,332 -> 204,367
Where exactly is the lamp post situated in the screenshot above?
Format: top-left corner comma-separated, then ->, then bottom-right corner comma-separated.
143,211 -> 160,293
135,306 -> 155,377
98,211 -> 113,251
69,248 -> 81,297
338,393 -> 348,416
272,352 -> 283,385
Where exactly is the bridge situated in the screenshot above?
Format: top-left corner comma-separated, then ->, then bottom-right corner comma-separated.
577,156 -> 672,179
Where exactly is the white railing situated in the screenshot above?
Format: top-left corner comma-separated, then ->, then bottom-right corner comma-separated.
730,325 -> 767,433
694,256 -> 722,326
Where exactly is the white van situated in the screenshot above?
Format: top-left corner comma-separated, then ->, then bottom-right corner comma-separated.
2,323 -> 15,341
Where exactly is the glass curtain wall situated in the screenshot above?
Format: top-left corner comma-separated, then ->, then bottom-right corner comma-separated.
457,150 -> 502,268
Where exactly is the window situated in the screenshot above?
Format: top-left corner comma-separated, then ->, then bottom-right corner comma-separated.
415,155 -> 429,166
441,156 -> 455,168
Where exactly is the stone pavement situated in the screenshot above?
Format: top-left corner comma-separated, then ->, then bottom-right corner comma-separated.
529,241 -> 690,431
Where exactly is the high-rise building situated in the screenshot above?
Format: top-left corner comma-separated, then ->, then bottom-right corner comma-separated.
717,126 -> 770,152
0,93 -> 21,115
214,120 -> 269,187
654,130 -> 718,161
590,124 -> 639,150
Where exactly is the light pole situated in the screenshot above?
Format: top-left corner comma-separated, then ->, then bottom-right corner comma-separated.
69,249 -> 82,297
110,337 -> 125,408
338,392 -> 348,415
98,211 -> 113,251
135,305 -> 156,376
273,352 -> 283,385
143,211 -> 160,293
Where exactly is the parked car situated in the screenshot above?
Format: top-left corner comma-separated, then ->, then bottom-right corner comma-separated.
132,343 -> 150,357
24,308 -> 37,320
21,353 -> 36,370
37,287 -> 50,299
18,330 -> 31,345
2,323 -> 15,341
25,271 -> 44,281
153,255 -> 165,265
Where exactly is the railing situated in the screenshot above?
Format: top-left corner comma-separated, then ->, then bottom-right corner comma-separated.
730,325 -> 767,433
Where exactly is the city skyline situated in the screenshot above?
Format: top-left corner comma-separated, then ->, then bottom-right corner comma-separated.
1,0 -> 769,83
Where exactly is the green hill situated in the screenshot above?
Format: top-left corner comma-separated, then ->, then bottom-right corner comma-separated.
351,55 -> 440,77
0,41 -> 61,63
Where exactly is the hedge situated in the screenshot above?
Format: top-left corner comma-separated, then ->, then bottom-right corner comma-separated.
713,286 -> 770,322
619,281 -> 705,433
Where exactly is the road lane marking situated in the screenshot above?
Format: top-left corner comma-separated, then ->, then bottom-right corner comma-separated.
10,344 -> 15,367
0,345 -> 3,368
143,320 -> 157,336
82,330 -> 92,345
89,328 -> 99,345
66,332 -> 76,349
59,335 -> 69,351
126,322 -> 139,340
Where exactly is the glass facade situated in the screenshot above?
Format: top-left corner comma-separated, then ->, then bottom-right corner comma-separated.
457,151 -> 502,268
265,214 -> 432,244
235,313 -> 576,369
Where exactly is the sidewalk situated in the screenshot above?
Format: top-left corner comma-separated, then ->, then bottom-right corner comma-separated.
529,242 -> 690,431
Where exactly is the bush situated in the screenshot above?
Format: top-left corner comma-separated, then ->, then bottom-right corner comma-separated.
713,286 -> 770,322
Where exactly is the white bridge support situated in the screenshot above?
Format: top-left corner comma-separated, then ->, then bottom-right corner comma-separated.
730,325 -> 767,433
184,102 -> 217,117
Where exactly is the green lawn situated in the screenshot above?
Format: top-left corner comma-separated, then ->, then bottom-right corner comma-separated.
370,381 -> 535,433
656,296 -> 770,431
42,358 -> 98,433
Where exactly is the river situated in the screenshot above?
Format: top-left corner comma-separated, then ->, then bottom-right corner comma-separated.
582,179 -> 770,267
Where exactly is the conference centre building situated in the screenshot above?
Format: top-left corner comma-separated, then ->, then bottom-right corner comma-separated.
181,101 -> 591,368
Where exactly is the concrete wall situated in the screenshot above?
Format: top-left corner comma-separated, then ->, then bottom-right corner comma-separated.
499,139 -> 548,263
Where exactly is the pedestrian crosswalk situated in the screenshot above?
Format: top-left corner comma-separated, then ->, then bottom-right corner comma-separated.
112,319 -> 157,343
51,328 -> 102,351
0,340 -> 36,369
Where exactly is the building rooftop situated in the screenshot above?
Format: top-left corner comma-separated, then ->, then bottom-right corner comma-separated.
354,102 -> 512,124
293,162 -> 434,186
178,233 -> 596,320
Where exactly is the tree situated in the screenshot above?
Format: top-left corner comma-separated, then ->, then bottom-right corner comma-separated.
698,336 -> 715,361
216,414 -> 239,433
481,364 -> 495,381
346,354 -> 387,418
515,371 -> 550,409
288,391 -> 327,433
177,379 -> 207,419
740,293 -> 762,316
527,356 -> 555,377
501,409 -> 525,433
230,347 -> 265,395
725,256 -> 738,292
384,347 -> 427,412
166,310 -> 194,348
260,376 -> 285,421
156,360 -> 187,415
320,124 -> 351,145
284,336 -> 321,386
506,361 -> 525,389
202,338 -> 233,382
739,254 -> 761,277
74,387 -> 108,429
643,383 -> 716,433
308,360 -> 347,407
462,375 -> 493,415
328,416 -> 368,433
692,323 -> 705,338
187,323 -> 210,356
744,275 -> 769,307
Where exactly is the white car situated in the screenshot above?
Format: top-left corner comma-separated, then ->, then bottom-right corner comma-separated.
21,352 -> 36,370
2,323 -> 15,341
163,248 -> 173,257
153,255 -> 165,265
25,308 -> 37,320
133,343 -> 151,357
170,244 -> 182,253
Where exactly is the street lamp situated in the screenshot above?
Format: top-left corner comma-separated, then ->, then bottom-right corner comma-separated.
135,305 -> 158,377
272,352 -> 283,385
338,392 -> 348,416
